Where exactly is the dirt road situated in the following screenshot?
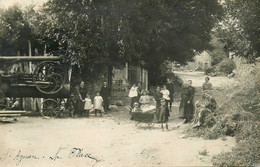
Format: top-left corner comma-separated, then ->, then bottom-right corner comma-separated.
0,113 -> 235,167
0,72 -> 236,167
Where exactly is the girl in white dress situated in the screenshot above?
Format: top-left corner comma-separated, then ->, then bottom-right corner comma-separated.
84,93 -> 92,117
94,91 -> 103,117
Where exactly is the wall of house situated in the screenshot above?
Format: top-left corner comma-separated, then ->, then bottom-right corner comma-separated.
195,51 -> 212,70
112,63 -> 148,92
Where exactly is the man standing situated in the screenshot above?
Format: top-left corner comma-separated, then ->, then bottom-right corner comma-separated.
100,81 -> 111,113
166,78 -> 174,111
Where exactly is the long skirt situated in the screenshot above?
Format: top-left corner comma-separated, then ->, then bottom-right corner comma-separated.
179,95 -> 194,120
76,100 -> 85,115
158,107 -> 169,123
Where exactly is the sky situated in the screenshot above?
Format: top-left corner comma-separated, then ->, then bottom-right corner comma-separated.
0,0 -> 46,9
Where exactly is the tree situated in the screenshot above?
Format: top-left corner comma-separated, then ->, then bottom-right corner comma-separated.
6,0 -> 222,85
0,5 -> 41,56
215,0 -> 260,62
119,0 -> 223,84
208,35 -> 228,66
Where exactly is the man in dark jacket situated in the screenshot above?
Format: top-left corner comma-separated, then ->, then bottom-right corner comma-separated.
166,78 -> 174,111
100,81 -> 111,113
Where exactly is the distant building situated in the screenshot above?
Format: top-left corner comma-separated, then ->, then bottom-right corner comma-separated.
112,63 -> 148,92
195,51 -> 212,70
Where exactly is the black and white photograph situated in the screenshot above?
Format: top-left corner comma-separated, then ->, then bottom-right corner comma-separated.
0,0 -> 259,167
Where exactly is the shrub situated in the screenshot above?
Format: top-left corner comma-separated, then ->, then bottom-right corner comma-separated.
218,59 -> 236,74
212,124 -> 260,167
205,67 -> 215,75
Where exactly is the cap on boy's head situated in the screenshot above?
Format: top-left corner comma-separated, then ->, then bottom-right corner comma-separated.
134,102 -> 139,107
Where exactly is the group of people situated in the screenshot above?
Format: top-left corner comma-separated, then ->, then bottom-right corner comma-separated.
128,76 -> 216,130
128,78 -> 175,130
70,81 -> 111,117
179,77 -> 215,127
71,76 -> 216,129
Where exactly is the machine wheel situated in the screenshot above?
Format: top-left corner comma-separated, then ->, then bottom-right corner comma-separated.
41,99 -> 61,118
33,61 -> 65,95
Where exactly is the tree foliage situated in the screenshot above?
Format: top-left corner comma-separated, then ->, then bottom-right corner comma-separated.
0,0 -> 223,84
0,5 -> 42,56
208,35 -> 228,66
215,0 -> 260,62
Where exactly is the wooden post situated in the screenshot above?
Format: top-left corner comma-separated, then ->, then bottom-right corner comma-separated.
28,40 -> 32,73
44,44 -> 47,56
125,62 -> 128,81
26,40 -> 33,111
107,66 -> 113,88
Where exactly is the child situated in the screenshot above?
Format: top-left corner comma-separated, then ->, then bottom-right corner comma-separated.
94,91 -> 103,117
132,102 -> 141,113
130,102 -> 141,120
160,85 -> 170,111
158,99 -> 169,131
84,93 -> 92,117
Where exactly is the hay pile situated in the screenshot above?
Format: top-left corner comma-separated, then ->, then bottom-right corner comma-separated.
187,59 -> 260,166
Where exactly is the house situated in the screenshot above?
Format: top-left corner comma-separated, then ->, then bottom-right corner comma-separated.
112,63 -> 148,92
195,51 -> 212,70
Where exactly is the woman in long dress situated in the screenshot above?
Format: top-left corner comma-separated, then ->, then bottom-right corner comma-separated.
202,77 -> 213,91
179,80 -> 195,123
75,81 -> 87,117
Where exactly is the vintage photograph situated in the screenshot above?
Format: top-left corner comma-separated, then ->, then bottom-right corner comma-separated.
0,0 -> 259,167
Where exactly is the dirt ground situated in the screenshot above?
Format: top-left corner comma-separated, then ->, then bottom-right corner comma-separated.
0,72 -> 236,167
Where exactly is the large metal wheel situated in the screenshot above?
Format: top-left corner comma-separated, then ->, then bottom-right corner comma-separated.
33,61 -> 65,94
41,99 -> 61,118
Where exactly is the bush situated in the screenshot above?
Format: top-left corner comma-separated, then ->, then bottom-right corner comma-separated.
212,124 -> 260,167
218,59 -> 236,74
205,67 -> 215,75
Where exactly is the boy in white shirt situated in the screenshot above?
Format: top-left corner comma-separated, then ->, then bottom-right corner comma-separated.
94,91 -> 103,117
160,85 -> 170,113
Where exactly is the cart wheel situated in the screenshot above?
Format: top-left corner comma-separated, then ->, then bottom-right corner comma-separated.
41,99 -> 60,118
0,90 -> 7,110
147,122 -> 155,127
135,122 -> 142,128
